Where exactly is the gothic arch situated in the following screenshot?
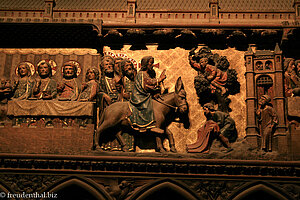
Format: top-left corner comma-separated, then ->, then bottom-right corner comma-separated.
43,176 -> 112,200
128,178 -> 201,200
228,181 -> 295,200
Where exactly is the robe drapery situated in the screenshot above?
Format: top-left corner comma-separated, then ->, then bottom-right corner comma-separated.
13,78 -> 35,100
129,71 -> 156,131
187,111 -> 237,153
187,120 -> 219,153
34,78 -> 57,99
57,78 -> 79,101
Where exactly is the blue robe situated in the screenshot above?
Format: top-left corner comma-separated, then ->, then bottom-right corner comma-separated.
129,71 -> 155,130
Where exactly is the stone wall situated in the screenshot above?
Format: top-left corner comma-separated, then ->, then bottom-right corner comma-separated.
0,123 -> 94,154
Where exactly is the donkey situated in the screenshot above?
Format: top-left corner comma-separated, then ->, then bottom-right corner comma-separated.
93,77 -> 190,152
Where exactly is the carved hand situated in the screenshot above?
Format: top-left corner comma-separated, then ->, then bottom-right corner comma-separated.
158,69 -> 167,83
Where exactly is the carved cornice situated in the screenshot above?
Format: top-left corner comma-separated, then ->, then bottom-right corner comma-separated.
0,154 -> 299,180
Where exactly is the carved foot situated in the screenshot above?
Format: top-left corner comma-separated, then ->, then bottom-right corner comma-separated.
170,146 -> 177,153
91,145 -> 96,151
157,147 -> 166,153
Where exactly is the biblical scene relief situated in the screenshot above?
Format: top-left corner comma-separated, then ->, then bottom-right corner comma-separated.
102,45 -> 247,155
0,45 -> 299,158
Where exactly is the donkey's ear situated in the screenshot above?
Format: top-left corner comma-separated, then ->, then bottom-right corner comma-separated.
175,77 -> 183,93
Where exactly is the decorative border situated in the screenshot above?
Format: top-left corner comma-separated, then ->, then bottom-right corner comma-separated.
0,154 -> 299,179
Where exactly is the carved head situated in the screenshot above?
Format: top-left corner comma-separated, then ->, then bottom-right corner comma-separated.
284,58 -> 295,73
85,67 -> 99,81
17,62 -> 31,78
101,55 -> 115,77
114,57 -> 123,76
258,94 -> 271,106
203,103 -> 216,118
121,59 -> 136,81
37,61 -> 52,78
140,56 -> 154,71
62,61 -> 77,79
199,57 -> 209,68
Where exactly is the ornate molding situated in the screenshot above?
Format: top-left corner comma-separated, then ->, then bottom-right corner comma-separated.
0,154 -> 299,179
0,174 -> 62,194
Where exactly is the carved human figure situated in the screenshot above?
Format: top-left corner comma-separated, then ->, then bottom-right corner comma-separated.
0,77 -> 12,125
187,103 -> 237,153
189,48 -> 240,113
79,67 -> 99,102
129,56 -> 166,133
99,55 -> 123,105
57,61 -> 80,101
190,56 -> 227,95
256,95 -> 278,152
33,61 -> 57,100
293,59 -> 300,96
121,59 -> 137,101
114,57 -> 124,77
296,60 -> 300,77
284,58 -> 300,97
99,56 -> 124,151
119,59 -> 137,151
12,62 -> 35,100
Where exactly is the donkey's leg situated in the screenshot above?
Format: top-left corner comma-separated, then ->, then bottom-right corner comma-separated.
116,130 -> 128,152
95,121 -> 117,150
166,128 -> 177,153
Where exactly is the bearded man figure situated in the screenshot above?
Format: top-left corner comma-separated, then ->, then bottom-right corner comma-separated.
57,61 -> 80,101
33,60 -> 57,100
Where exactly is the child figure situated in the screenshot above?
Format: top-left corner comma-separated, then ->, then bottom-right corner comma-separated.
256,95 -> 278,152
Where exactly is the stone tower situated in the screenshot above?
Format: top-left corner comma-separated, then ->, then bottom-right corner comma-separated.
244,44 -> 287,153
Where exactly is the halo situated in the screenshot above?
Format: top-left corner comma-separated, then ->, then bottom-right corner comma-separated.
15,61 -> 35,77
62,60 -> 81,77
104,52 -> 138,70
37,59 -> 57,76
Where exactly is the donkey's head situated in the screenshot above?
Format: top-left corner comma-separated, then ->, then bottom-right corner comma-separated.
174,77 -> 190,129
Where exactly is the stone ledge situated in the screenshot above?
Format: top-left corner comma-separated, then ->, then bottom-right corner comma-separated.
0,153 -> 299,178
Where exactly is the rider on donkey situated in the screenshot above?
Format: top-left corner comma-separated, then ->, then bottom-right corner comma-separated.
128,56 -> 166,134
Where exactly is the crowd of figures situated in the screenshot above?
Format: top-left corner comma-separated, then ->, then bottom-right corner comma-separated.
0,55 -> 190,153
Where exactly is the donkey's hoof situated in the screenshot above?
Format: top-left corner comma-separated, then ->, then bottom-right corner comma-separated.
122,146 -> 129,152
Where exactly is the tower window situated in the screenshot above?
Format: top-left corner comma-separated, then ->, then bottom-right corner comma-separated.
212,5 -> 216,16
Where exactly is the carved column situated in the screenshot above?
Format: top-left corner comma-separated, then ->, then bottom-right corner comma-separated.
273,44 -> 288,153
245,45 -> 259,147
